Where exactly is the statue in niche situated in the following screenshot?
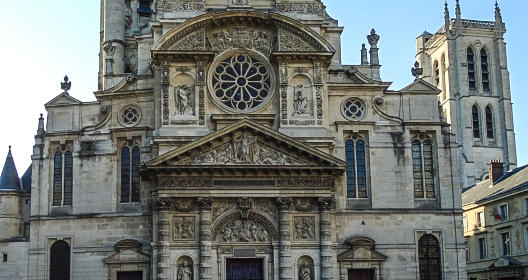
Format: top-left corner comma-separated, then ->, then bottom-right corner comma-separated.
173,85 -> 194,116
293,84 -> 308,115
177,261 -> 193,280
299,263 -> 312,280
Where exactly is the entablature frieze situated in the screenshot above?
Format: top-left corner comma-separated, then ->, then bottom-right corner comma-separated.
155,176 -> 335,190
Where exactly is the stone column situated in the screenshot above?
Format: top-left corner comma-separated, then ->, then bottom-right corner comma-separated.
318,197 -> 335,280
156,198 -> 172,280
276,197 -> 293,280
198,198 -> 213,280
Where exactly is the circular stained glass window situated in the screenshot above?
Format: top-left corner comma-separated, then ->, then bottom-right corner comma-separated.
342,98 -> 366,120
119,105 -> 142,127
211,53 -> 274,112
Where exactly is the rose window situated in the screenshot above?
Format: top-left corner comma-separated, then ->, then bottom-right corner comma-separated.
119,105 -> 142,127
343,98 -> 366,120
212,54 -> 272,112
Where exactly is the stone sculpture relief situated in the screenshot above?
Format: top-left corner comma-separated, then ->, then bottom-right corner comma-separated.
176,261 -> 193,280
170,30 -> 205,51
212,201 -> 237,221
230,0 -> 251,7
278,29 -> 316,52
221,219 -> 268,242
172,85 -> 194,116
293,217 -> 315,240
206,28 -> 273,56
173,216 -> 195,240
190,132 -> 306,165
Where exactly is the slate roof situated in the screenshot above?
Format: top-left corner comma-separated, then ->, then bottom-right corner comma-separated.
21,164 -> 32,192
0,147 -> 20,190
462,164 -> 528,207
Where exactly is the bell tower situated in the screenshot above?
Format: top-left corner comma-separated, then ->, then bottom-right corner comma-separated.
415,1 -> 517,189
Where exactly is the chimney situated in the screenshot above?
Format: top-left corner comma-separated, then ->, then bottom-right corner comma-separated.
488,159 -> 504,185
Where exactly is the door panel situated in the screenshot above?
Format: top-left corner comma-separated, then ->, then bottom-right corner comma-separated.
226,258 -> 263,280
348,269 -> 374,280
117,271 -> 143,280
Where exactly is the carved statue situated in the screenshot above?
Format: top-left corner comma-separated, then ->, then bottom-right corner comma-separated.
299,264 -> 312,280
233,132 -> 258,163
174,85 -> 194,116
177,261 -> 193,280
293,84 -> 308,115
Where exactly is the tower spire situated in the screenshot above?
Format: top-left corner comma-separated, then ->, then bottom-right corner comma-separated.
0,146 -> 20,189
444,1 -> 451,33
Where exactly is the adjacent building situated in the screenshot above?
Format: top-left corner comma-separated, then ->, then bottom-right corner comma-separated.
0,0 -> 520,279
462,161 -> 528,280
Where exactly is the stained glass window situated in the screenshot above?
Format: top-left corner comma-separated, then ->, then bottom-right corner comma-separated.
343,98 -> 366,120
419,234 -> 441,280
412,135 -> 436,199
121,142 -> 141,203
52,146 -> 73,207
346,134 -> 368,198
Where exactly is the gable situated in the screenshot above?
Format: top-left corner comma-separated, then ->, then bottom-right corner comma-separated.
103,248 -> 151,264
400,79 -> 441,94
145,119 -> 345,170
45,92 -> 82,108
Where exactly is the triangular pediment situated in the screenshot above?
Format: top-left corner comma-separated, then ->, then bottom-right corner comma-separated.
146,119 -> 345,170
337,247 -> 388,262
400,79 -> 441,94
103,248 -> 151,264
489,256 -> 522,268
45,92 -> 82,107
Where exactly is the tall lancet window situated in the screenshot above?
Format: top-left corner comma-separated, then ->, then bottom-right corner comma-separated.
486,106 -> 494,139
53,145 -> 73,206
121,141 -> 141,203
345,134 -> 368,198
481,49 -> 490,92
472,105 -> 481,138
433,60 -> 440,87
412,135 -> 436,199
467,48 -> 476,90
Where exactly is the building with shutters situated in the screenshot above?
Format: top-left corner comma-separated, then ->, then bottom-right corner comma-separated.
0,0 -> 519,279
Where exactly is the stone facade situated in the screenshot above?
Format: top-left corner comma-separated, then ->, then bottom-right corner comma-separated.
1,0 -> 520,279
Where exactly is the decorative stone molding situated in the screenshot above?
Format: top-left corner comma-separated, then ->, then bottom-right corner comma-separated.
155,197 -> 173,211
294,198 -> 315,212
197,197 -> 213,210
158,177 -> 213,188
206,28 -> 273,57
229,0 -> 251,8
317,197 -> 335,211
161,64 -> 170,125
170,29 -> 205,51
277,177 -> 334,189
156,0 -> 205,13
276,197 -> 293,210
278,29 -> 317,52
174,198 -> 197,212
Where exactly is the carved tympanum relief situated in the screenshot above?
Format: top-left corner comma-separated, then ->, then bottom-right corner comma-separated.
207,28 -> 274,57
173,216 -> 195,240
220,219 -> 268,242
190,132 -> 306,165
293,216 -> 315,240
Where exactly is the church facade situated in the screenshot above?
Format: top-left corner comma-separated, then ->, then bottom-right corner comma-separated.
0,0 -> 518,279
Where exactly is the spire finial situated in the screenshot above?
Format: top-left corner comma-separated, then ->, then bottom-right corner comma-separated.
61,75 -> 71,94
495,1 -> 502,19
37,113 -> 45,135
8,145 -> 11,151
444,1 -> 451,32
456,0 -> 461,18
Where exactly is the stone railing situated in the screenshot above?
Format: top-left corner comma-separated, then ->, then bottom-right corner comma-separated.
460,19 -> 496,29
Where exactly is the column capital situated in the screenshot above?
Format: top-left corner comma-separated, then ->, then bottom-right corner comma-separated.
155,197 -> 173,211
197,197 -> 213,210
276,197 -> 293,210
317,197 -> 335,211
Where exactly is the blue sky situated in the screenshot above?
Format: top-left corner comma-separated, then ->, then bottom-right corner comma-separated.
0,0 -> 526,172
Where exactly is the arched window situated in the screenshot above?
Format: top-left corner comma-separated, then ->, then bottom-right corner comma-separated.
412,135 -> 435,199
481,49 -> 490,92
485,106 -> 494,139
121,141 -> 140,203
433,60 -> 440,87
467,48 -> 476,90
418,234 -> 442,280
472,105 -> 481,138
53,145 -> 73,206
50,240 -> 70,280
345,134 -> 368,198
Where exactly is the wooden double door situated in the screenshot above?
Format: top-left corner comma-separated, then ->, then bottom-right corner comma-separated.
117,271 -> 142,280
226,258 -> 264,280
348,269 -> 374,280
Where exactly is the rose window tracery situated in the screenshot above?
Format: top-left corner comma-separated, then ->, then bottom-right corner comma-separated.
211,54 -> 273,112
342,98 -> 366,120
